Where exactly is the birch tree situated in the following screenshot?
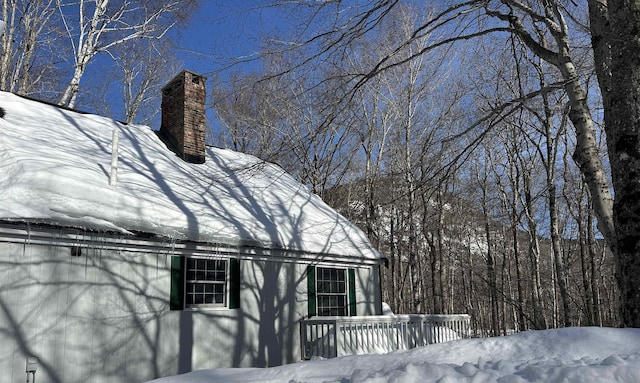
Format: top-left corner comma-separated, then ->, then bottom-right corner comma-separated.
0,0 -> 60,95
82,38 -> 181,124
117,38 -> 181,124
56,0 -> 194,108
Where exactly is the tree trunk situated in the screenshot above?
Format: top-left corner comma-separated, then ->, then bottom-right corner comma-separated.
593,0 -> 640,327
523,172 -> 547,329
429,235 -> 438,313
506,154 -> 525,331
464,242 -> 476,333
59,0 -> 109,108
480,174 -> 500,336
389,205 -> 398,312
60,56 -> 91,108
436,189 -> 446,314
587,207 -> 603,326
542,95 -> 572,327
0,0 -> 17,91
579,199 -> 595,326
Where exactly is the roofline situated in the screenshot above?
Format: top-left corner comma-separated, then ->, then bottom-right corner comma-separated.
10,92 -> 130,125
0,221 -> 386,267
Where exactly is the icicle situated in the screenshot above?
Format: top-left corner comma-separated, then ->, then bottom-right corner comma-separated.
164,237 -> 176,269
84,233 -> 89,279
22,223 -> 31,256
109,129 -> 119,186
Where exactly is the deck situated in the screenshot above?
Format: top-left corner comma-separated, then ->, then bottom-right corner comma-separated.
300,314 -> 471,359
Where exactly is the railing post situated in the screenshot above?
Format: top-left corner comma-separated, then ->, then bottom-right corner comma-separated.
334,318 -> 341,358
300,319 -> 307,360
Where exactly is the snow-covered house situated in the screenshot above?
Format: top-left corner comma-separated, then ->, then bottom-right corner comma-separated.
0,71 -> 385,382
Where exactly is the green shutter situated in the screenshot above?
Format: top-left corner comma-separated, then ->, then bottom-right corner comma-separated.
229,258 -> 241,309
170,256 -> 185,310
307,266 -> 316,317
348,268 -> 356,316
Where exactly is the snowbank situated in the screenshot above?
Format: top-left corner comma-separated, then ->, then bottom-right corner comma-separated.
148,327 -> 640,382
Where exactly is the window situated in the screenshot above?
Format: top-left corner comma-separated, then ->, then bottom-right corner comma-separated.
185,257 -> 227,306
170,256 -> 240,310
307,266 -> 356,317
316,267 -> 347,316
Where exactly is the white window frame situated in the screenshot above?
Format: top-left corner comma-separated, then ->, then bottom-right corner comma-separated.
184,256 -> 228,308
316,267 -> 348,316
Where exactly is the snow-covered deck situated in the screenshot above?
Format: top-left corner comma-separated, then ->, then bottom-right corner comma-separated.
300,314 -> 471,359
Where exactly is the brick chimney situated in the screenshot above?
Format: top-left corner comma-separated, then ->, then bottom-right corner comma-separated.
159,70 -> 207,164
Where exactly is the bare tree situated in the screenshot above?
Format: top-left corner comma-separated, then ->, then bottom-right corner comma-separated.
0,0 -> 61,96
212,72 -> 283,159
81,38 -> 181,124
119,39 -> 181,124
56,0 -> 195,108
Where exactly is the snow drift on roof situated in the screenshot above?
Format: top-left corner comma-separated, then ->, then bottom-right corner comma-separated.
0,92 -> 382,260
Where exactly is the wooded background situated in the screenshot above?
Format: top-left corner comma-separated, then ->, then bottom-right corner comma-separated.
209,1 -> 623,334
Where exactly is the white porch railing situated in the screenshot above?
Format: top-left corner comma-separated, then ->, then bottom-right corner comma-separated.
300,314 -> 471,360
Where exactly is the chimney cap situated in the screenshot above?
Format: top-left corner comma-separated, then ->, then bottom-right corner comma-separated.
162,70 -> 207,91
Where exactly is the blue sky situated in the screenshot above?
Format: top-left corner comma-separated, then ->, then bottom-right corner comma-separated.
167,2 -> 288,134
173,2 -> 286,78
76,3 -> 295,133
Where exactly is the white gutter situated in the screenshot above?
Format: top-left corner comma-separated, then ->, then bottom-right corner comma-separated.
0,222 -> 385,267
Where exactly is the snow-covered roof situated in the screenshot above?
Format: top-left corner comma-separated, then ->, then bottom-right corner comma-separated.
0,91 -> 383,261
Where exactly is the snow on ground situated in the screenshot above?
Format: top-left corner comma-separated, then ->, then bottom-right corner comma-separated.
149,327 -> 640,382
